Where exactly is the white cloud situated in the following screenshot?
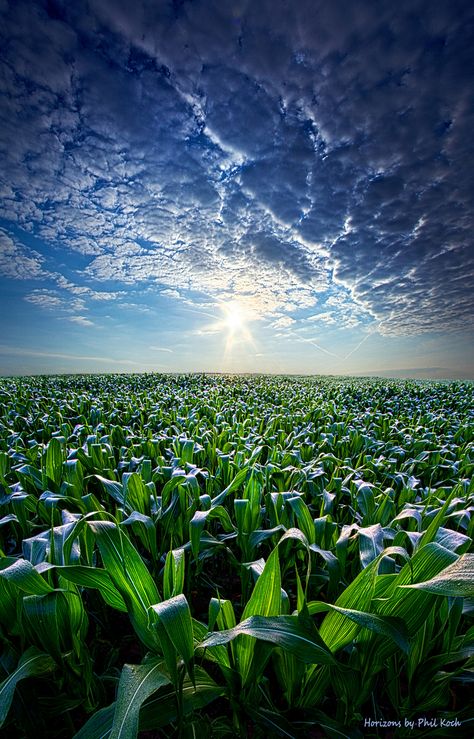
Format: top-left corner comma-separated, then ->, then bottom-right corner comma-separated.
67,315 -> 95,327
24,292 -> 63,309
306,312 -> 337,325
160,289 -> 181,299
0,229 -> 44,280
272,316 -> 296,329
24,289 -> 87,317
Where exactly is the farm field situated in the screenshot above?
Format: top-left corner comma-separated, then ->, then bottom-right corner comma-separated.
0,373 -> 473,738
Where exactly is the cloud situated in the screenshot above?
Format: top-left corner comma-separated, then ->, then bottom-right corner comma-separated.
306,312 -> 337,325
67,315 -> 95,327
25,289 -> 86,314
160,289 -> 181,300
272,316 -> 296,329
25,288 -> 95,327
24,292 -> 64,310
0,229 -> 45,279
53,274 -> 124,301
149,345 -> 173,352
0,0 -> 472,338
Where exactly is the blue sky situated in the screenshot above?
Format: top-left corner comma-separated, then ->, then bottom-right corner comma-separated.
0,0 -> 473,378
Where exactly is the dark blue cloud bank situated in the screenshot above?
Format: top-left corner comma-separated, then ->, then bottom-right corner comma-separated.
0,0 -> 473,342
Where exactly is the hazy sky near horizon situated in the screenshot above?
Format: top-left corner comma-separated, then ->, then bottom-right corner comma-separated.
0,0 -> 473,378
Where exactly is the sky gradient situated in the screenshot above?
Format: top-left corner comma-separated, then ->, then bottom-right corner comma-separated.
0,0 -> 473,378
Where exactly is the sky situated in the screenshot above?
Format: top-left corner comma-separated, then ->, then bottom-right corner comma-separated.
0,0 -> 473,378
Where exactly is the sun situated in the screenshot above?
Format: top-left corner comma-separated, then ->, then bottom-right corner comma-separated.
218,300 -> 254,355
195,300 -> 256,359
222,301 -> 246,333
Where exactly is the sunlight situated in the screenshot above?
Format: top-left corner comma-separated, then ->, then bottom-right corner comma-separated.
222,301 -> 246,334
218,300 -> 255,357
193,299 -> 257,362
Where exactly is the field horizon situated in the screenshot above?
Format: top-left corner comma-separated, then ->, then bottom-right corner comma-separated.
2,369 -> 474,382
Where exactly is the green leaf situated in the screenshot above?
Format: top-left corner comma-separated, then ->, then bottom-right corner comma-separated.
121,511 -> 158,561
249,525 -> 286,551
110,659 -> 170,739
95,476 -> 124,507
319,546 -> 410,652
242,544 -> 281,620
287,495 -> 315,545
73,704 -> 114,739
358,524 -> 384,568
139,666 -> 224,731
190,506 -> 234,560
399,553 -> 474,597
16,464 -> 43,493
0,577 -> 18,630
21,590 -> 88,662
307,601 -> 409,652
151,594 -> 195,683
211,467 -> 248,508
208,597 -> 236,633
0,557 -> 54,595
63,459 -> 84,499
49,564 -> 128,612
435,527 -> 471,555
163,548 -> 186,600
236,537 -> 282,685
88,520 -> 161,651
122,472 -> 149,515
369,543 -> 461,665
45,437 -> 63,487
0,647 -> 55,727
420,488 -> 456,547
199,615 -> 336,665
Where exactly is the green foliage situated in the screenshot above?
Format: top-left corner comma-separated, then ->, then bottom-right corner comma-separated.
0,647 -> 55,727
0,373 -> 472,736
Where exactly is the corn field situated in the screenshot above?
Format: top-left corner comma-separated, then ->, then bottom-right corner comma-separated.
0,374 -> 472,738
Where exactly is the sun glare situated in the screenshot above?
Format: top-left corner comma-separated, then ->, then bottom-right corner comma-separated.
222,302 -> 246,333
196,300 -> 256,360
218,300 -> 255,356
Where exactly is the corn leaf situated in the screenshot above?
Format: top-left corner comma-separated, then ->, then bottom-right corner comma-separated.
47,564 -> 127,612
199,615 -> 336,665
211,467 -> 248,508
139,666 -> 224,730
151,594 -> 195,683
163,548 -> 185,600
358,524 -> 384,568
307,601 -> 409,652
399,553 -> 474,597
0,647 -> 55,727
0,557 -> 54,595
319,546 -> 410,652
95,476 -> 124,507
21,590 -> 87,662
87,520 -> 161,651
45,437 -> 63,487
109,659 -> 170,739
73,704 -> 114,739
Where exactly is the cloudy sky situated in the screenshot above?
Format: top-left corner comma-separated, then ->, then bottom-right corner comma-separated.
0,0 -> 473,377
